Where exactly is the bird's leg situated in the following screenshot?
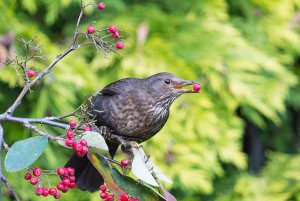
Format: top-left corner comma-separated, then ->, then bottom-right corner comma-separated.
99,126 -> 112,140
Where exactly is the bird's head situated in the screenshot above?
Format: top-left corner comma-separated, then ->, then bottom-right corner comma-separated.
145,72 -> 200,107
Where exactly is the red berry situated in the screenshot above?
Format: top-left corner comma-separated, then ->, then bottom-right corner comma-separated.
42,189 -> 49,197
69,176 -> 76,183
54,192 -> 61,199
65,139 -> 74,147
69,119 -> 77,128
77,151 -> 85,157
97,2 -> 105,10
108,25 -> 117,33
106,194 -> 114,201
27,69 -> 36,78
112,31 -> 120,38
120,193 -> 129,201
193,83 -> 201,92
57,168 -> 65,176
64,168 -> 70,176
49,188 -> 57,195
87,26 -> 96,34
69,182 -> 76,188
35,187 -> 43,195
100,184 -> 107,191
121,159 -> 129,167
80,146 -> 89,154
66,167 -> 75,176
33,167 -> 42,176
66,130 -> 75,138
84,124 -> 92,131
73,143 -> 83,152
116,41 -> 124,49
62,178 -> 71,186
61,186 -> 69,193
30,177 -> 39,185
24,172 -> 32,180
100,192 -> 107,199
57,182 -> 65,191
79,139 -> 87,146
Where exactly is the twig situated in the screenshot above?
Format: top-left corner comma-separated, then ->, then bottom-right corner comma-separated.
1,176 -> 21,201
2,139 -> 9,151
5,26 -> 84,116
0,115 -> 70,130
45,111 -> 77,121
23,122 -> 60,140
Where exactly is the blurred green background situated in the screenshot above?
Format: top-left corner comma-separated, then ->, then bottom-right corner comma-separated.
1,0 -> 300,200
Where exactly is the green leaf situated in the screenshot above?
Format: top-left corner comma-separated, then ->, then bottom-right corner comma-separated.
56,131 -> 108,154
89,154 -> 165,201
132,146 -> 159,187
89,154 -> 127,195
111,167 -> 166,201
81,131 -> 108,153
142,149 -> 172,184
56,138 -> 68,148
4,136 -> 48,172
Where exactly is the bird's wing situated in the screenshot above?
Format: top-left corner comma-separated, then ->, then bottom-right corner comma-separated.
100,87 -> 121,96
99,78 -> 136,96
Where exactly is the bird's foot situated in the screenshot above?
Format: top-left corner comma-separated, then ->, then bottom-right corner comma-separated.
121,141 -> 141,156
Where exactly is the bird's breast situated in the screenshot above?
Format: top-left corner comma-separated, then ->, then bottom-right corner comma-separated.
106,96 -> 169,141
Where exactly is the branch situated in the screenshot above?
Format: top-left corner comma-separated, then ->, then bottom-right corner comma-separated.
1,176 -> 21,201
0,115 -> 70,130
23,122 -> 58,140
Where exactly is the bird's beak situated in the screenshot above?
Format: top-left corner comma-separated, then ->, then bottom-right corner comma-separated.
174,80 -> 200,93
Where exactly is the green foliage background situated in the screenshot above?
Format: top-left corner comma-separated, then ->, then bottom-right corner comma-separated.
0,0 -> 300,200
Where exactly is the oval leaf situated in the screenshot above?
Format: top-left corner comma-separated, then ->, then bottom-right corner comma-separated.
143,153 -> 172,183
4,136 -> 48,172
56,138 -> 69,148
132,147 -> 159,187
82,131 -> 108,153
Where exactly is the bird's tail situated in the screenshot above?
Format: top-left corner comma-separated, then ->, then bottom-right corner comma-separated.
64,141 -> 119,192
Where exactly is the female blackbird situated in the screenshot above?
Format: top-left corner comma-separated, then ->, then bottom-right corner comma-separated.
65,72 -> 200,191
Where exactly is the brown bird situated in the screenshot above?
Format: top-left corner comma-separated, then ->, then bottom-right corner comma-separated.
65,72 -> 200,192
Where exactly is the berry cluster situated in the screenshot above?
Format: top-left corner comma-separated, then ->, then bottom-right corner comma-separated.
99,184 -> 139,201
86,2 -> 125,49
99,184 -> 114,200
24,167 -> 76,199
65,119 -> 89,157
56,167 -> 76,193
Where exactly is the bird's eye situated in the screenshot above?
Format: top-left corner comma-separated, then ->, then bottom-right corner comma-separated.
164,79 -> 171,85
